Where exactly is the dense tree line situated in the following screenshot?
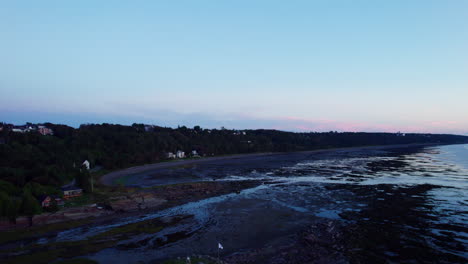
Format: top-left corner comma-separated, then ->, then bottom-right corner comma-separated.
1,122 -> 467,221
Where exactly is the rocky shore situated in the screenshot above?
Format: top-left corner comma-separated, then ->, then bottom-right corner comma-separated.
224,220 -> 348,264
0,180 -> 261,234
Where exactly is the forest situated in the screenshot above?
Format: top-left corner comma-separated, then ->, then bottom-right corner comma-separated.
1,122 -> 467,220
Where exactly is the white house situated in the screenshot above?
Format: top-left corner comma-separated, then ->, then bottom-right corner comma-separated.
62,186 -> 83,199
176,150 -> 185,159
144,125 -> 155,132
12,125 -> 36,133
167,152 -> 176,159
82,160 -> 90,170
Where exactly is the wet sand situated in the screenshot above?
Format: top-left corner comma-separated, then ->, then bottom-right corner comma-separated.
100,143 -> 436,187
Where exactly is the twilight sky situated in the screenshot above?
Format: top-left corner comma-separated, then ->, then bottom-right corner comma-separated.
1,1 -> 467,134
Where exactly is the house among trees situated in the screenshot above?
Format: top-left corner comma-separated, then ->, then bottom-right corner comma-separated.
38,195 -> 64,208
12,125 -> 36,133
61,186 -> 83,199
54,196 -> 64,207
38,125 -> 53,135
12,128 -> 26,133
82,160 -> 90,170
8,123 -> 54,135
144,125 -> 155,132
176,150 -> 185,158
167,151 -> 186,159
39,195 -> 52,208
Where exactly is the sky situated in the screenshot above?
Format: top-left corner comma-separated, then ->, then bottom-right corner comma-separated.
1,0 -> 467,134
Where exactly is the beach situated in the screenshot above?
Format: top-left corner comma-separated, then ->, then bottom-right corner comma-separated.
100,143 -> 436,187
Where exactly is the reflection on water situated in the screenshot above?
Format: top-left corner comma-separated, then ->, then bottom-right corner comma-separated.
66,144 -> 468,263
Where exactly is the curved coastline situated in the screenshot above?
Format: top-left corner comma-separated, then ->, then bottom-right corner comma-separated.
99,143 -> 437,186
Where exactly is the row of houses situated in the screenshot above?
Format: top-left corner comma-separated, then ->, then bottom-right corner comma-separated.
38,160 -> 90,209
38,185 -> 83,209
166,150 -> 200,159
167,150 -> 186,159
233,130 -> 247,136
6,124 -> 54,135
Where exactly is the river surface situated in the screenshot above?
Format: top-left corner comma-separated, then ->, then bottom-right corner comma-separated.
67,144 -> 467,263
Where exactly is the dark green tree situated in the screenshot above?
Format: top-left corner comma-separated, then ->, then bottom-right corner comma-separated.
75,170 -> 92,193
0,191 -> 9,217
6,197 -> 21,223
20,191 -> 42,226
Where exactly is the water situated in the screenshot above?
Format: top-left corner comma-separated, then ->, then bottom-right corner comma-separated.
60,145 -> 468,263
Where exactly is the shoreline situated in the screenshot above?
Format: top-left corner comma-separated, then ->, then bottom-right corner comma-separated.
100,143 -> 438,186
4,143 -> 434,232
0,180 -> 261,235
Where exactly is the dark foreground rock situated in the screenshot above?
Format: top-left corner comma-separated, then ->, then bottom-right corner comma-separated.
224,220 -> 348,264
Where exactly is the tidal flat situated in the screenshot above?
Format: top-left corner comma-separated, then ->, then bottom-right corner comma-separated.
1,144 -> 467,263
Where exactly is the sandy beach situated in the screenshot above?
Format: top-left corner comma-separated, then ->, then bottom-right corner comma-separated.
100,143 -> 436,186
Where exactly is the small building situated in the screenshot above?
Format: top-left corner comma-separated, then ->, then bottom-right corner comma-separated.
62,186 -> 83,199
144,125 -> 154,132
176,150 -> 185,159
12,128 -> 25,133
82,160 -> 90,170
12,125 -> 36,133
39,195 -> 52,208
54,196 -> 64,207
167,152 -> 176,159
38,126 -> 53,136
39,195 -> 64,208
396,132 -> 406,137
